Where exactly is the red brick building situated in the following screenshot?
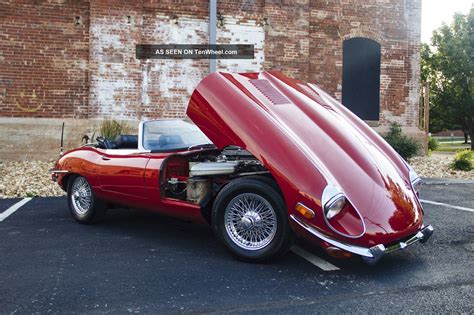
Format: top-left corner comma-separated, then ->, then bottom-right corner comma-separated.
0,0 -> 424,160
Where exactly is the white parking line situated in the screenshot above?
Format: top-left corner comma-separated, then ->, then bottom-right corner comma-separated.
0,198 -> 32,222
291,245 -> 340,271
420,199 -> 474,213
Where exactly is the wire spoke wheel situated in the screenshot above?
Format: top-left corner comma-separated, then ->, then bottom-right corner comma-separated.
224,193 -> 277,251
70,177 -> 93,215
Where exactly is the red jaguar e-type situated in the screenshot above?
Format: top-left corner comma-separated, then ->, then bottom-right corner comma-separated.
51,71 -> 433,264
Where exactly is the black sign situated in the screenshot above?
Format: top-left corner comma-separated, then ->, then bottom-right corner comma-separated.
136,44 -> 254,59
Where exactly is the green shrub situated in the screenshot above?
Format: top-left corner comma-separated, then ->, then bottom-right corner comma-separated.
451,150 -> 473,171
428,137 -> 439,151
99,119 -> 132,140
383,124 -> 420,160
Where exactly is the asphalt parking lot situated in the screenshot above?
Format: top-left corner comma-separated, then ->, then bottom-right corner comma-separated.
1,181 -> 473,314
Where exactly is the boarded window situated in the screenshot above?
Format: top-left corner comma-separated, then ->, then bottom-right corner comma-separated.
342,37 -> 381,121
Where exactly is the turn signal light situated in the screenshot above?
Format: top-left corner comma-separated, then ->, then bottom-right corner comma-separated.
295,203 -> 315,219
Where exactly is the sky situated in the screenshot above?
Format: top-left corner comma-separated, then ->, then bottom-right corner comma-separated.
421,0 -> 473,43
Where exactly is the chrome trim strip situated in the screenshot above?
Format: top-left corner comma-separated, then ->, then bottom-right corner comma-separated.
290,214 -> 374,257
409,169 -> 422,193
409,169 -> 421,185
104,149 -> 151,155
138,121 -> 145,151
50,169 -> 69,174
411,176 -> 421,187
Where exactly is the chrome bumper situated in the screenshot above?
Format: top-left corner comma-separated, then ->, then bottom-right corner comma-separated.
49,169 -> 69,182
290,214 -> 434,264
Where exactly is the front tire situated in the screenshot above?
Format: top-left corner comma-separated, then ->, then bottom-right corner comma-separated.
212,176 -> 292,262
67,175 -> 105,224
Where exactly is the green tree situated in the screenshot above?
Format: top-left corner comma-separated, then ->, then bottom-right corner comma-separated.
421,7 -> 474,149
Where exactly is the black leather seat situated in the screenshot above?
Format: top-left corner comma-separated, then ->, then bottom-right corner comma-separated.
113,135 -> 138,149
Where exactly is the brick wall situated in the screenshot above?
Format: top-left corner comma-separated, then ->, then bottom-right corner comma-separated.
86,0 -> 265,120
0,0 -> 424,159
0,0 -> 90,118
263,0 -> 310,81
308,0 -> 422,131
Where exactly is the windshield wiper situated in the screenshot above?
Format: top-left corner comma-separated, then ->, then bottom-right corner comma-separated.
188,143 -> 216,151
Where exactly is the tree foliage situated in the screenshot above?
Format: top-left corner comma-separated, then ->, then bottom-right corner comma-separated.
421,7 -> 474,149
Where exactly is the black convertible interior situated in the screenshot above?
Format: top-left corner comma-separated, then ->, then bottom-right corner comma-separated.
96,135 -> 138,150
114,135 -> 138,149
96,134 -> 189,151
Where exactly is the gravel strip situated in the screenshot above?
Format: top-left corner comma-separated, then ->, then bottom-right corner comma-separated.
0,161 -> 65,198
0,155 -> 472,198
409,155 -> 473,180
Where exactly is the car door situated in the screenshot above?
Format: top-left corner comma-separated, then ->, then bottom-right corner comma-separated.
98,150 -> 150,202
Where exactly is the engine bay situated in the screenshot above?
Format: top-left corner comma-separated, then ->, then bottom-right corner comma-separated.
162,146 -> 269,204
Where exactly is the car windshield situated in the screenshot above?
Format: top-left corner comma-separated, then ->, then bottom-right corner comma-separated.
142,119 -> 212,151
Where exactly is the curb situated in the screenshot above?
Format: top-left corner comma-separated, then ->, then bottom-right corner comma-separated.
421,177 -> 474,185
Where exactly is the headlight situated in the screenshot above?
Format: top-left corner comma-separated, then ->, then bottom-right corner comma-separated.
322,184 -> 346,220
325,195 -> 346,219
409,169 -> 421,195
321,183 -> 365,238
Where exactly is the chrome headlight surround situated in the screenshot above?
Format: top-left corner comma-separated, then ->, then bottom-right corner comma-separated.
409,169 -> 422,195
321,183 -> 366,238
322,184 -> 346,220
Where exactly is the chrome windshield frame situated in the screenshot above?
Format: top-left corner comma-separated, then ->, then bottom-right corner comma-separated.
138,119 -> 213,152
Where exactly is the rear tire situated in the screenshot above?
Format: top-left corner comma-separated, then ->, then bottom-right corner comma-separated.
67,175 -> 105,224
212,176 -> 293,262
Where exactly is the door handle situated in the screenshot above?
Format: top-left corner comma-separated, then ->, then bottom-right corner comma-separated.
101,155 -> 111,161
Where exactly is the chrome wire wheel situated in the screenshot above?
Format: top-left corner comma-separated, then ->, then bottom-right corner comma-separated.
70,177 -> 93,216
224,193 -> 277,251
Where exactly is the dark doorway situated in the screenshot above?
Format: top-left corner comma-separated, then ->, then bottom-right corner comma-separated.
342,37 -> 381,121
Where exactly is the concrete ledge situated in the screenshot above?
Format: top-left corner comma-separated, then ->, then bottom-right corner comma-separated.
421,178 -> 474,185
0,117 -> 138,161
0,117 -> 427,161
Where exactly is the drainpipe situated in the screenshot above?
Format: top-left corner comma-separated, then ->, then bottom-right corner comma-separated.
209,0 -> 217,73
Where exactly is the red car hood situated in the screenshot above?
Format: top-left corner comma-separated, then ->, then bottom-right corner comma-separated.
186,71 -> 423,246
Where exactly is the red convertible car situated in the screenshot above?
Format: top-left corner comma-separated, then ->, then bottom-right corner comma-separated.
51,71 -> 433,264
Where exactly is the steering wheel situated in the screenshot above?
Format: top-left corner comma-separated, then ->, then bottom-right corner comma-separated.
96,136 -> 112,149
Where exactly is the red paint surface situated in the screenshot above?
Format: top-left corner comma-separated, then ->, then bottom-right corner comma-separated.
187,71 -> 423,247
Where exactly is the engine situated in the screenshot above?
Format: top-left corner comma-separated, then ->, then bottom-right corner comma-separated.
164,146 -> 268,204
